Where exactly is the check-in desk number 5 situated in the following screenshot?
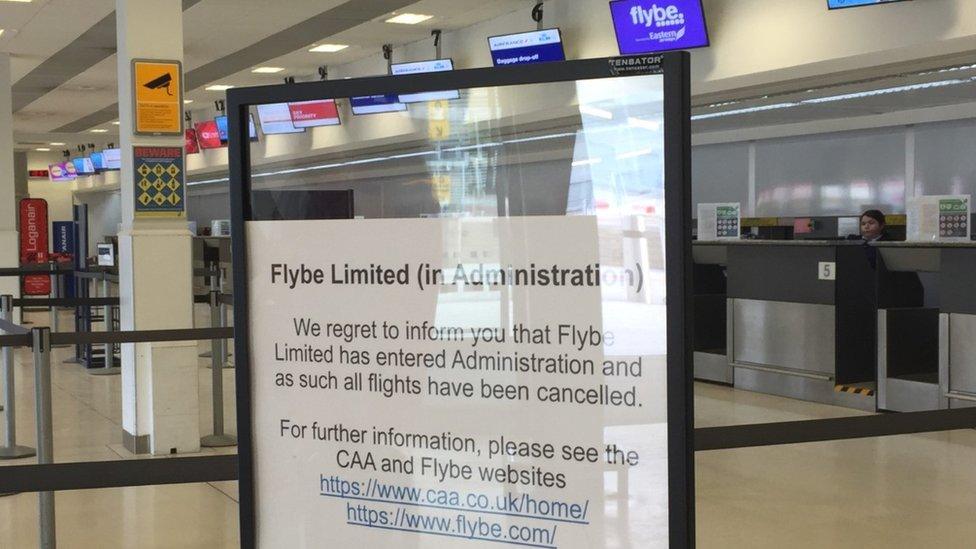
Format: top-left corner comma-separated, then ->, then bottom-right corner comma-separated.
819,262 -> 837,281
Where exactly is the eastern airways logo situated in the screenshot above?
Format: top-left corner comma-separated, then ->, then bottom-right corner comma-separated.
629,3 -> 687,43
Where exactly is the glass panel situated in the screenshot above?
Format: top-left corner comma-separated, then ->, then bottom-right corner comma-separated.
245,74 -> 672,547
915,118 -> 976,198
692,142 -> 750,213
754,127 -> 906,217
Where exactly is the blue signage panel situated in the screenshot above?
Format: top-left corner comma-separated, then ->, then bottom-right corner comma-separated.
610,0 -> 709,54
52,221 -> 76,297
828,0 -> 910,9
488,29 -> 566,66
391,59 -> 460,103
350,94 -> 407,115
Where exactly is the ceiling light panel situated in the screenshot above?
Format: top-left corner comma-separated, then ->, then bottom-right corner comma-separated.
205,84 -> 234,91
385,13 -> 433,25
309,44 -> 348,53
252,67 -> 284,74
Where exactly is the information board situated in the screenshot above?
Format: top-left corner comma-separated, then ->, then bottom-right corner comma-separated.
697,202 -> 740,240
131,59 -> 184,135
19,198 -> 50,296
133,146 -> 185,218
229,54 -> 692,549
907,195 -> 971,242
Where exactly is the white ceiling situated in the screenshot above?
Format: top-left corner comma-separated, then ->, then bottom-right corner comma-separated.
2,0 -> 526,147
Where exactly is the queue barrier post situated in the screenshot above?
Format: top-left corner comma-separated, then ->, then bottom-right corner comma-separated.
0,295 -> 36,460
201,277 -> 236,448
88,276 -> 120,376
32,326 -> 56,549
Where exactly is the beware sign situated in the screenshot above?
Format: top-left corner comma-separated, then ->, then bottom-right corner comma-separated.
132,59 -> 184,135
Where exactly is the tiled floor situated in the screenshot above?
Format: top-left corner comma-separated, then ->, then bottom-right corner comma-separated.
1,310 -> 975,547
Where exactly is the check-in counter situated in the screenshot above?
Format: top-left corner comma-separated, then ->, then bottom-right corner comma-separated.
692,244 -> 729,383
695,240 -> 879,410
874,242 -> 976,411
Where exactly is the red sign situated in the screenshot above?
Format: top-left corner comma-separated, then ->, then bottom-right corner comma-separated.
288,100 -> 341,128
28,169 -> 50,178
185,128 -> 200,154
194,120 -> 223,149
19,198 -> 51,296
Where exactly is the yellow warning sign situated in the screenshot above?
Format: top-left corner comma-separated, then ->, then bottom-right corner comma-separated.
432,174 -> 452,204
132,59 -> 183,135
428,100 -> 450,141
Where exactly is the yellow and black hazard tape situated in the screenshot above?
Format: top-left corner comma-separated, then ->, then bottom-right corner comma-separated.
834,384 -> 875,397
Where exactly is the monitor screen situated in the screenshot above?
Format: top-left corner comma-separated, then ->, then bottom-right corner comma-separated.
215,114 -> 258,142
257,103 -> 306,135
72,157 -> 95,175
350,94 -> 407,115
195,121 -> 223,149
609,0 -> 709,54
488,28 -> 565,66
102,148 -> 121,170
288,100 -> 341,128
827,0 -> 910,8
48,162 -> 77,182
390,59 -> 461,103
185,128 -> 200,154
89,152 -> 104,171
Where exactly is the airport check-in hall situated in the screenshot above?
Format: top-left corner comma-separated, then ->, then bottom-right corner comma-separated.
1,0 -> 976,548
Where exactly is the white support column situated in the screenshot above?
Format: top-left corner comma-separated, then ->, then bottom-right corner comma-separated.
116,0 -> 199,455
0,54 -> 19,299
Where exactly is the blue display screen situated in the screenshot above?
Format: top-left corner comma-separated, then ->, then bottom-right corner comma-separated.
827,0 -> 909,9
609,0 -> 709,54
488,29 -> 565,66
89,152 -> 104,171
350,95 -> 407,116
215,114 -> 258,142
72,157 -> 94,175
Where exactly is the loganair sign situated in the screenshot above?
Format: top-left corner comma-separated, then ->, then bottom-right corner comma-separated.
610,0 -> 709,54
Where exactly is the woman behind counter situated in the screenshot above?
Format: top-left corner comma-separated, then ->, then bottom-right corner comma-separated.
860,209 -> 924,307
860,209 -> 890,242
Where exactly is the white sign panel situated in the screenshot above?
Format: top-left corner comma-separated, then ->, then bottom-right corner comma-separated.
696,202 -> 740,241
907,195 -> 971,242
246,216 -> 670,548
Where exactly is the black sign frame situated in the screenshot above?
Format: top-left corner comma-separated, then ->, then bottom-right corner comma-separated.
227,52 -> 694,548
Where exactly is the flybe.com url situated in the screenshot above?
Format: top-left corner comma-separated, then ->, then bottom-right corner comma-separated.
345,502 -> 559,549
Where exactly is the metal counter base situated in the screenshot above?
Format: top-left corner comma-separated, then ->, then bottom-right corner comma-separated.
734,366 -> 877,412
694,351 -> 732,384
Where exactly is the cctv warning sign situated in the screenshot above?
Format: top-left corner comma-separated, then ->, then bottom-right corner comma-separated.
132,59 -> 183,135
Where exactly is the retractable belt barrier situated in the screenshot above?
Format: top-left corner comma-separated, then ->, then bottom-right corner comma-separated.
0,298 -> 237,548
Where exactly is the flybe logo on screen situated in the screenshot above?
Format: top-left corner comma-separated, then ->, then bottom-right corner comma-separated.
629,3 -> 685,28
610,0 -> 709,54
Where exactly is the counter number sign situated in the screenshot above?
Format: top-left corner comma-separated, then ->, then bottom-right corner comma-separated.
132,59 -> 184,135
818,261 -> 837,281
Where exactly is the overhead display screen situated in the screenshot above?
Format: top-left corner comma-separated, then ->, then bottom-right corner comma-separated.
488,28 -> 565,66
827,0 -> 910,8
195,120 -> 223,149
72,157 -> 95,175
89,151 -> 104,171
350,94 -> 408,115
216,114 -> 258,142
102,148 -> 121,170
257,103 -> 306,135
288,100 -> 342,128
609,0 -> 709,54
390,59 -> 460,103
